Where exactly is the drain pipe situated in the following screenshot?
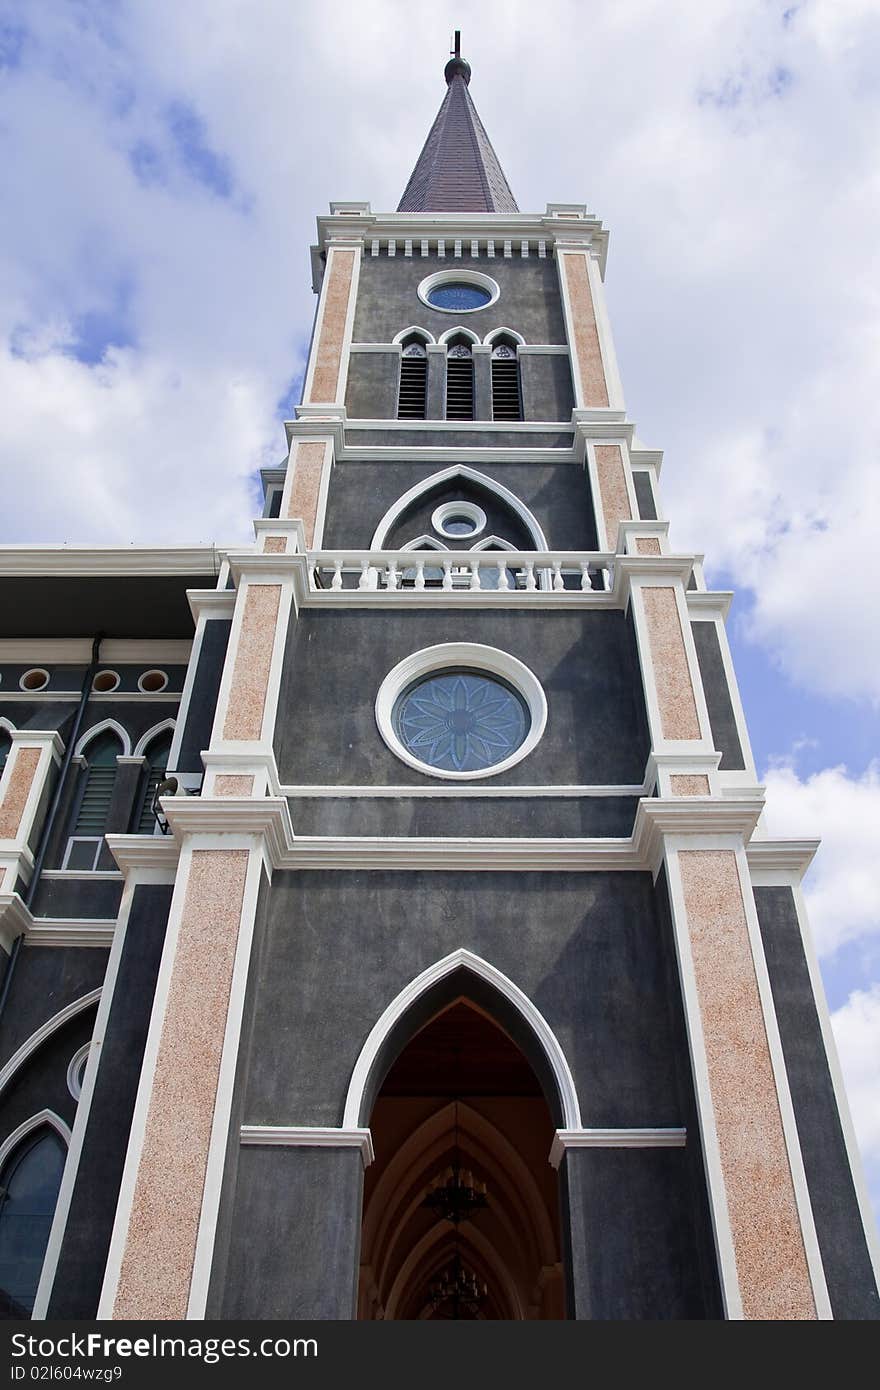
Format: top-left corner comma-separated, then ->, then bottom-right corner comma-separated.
0,634 -> 103,1021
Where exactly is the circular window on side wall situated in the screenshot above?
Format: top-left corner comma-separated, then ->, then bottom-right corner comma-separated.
418,270 -> 500,314
376,644 -> 546,780
432,501 -> 487,540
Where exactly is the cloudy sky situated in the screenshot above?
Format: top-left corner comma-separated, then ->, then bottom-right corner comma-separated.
1,1 -> 878,1231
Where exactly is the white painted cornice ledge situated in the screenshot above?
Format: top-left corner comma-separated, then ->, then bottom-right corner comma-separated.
549,1128 -> 687,1168
240,1125 -> 374,1168
127,794 -> 768,876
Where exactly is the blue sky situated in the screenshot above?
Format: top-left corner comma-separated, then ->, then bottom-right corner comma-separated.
1,0 -> 878,1236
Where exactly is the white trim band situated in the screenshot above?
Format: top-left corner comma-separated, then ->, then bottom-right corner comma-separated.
240,1125 -> 374,1168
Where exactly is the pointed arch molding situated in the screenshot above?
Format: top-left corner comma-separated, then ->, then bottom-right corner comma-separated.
132,718 -> 176,758
0,989 -> 102,1102
0,1109 -> 71,1171
74,719 -> 131,758
392,326 -> 436,346
370,466 -> 548,551
342,949 -> 582,1130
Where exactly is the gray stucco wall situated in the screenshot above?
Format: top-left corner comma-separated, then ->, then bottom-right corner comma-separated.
352,254 -> 567,348
274,608 -> 649,788
755,886 -> 880,1319
322,460 -> 598,554
690,620 -> 745,771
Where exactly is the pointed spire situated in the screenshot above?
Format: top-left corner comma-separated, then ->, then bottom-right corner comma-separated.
397,33 -> 519,215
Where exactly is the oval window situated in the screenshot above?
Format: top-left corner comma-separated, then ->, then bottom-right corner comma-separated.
427,283 -> 491,311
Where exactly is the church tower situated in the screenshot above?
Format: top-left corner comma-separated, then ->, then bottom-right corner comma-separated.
4,37 -> 877,1322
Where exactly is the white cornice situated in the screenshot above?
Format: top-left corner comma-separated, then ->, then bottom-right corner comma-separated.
239,1125 -> 374,1168
122,793 -> 769,874
105,834 -> 181,874
549,1128 -> 687,1168
187,589 -> 236,622
686,590 -> 735,620
0,893 -> 33,954
0,546 -> 224,577
25,919 -> 116,948
746,839 -> 820,882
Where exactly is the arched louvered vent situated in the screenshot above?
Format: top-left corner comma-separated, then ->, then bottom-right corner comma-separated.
398,341 -> 428,419
491,342 -> 522,421
446,341 -> 474,420
135,731 -> 173,834
74,731 -> 120,836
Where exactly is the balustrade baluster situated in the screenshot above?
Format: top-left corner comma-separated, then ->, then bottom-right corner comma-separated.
580,562 -> 591,591
414,557 -> 426,590
358,559 -> 370,590
553,561 -> 564,591
385,559 -> 399,590
524,560 -> 536,591
469,558 -> 481,590
442,557 -> 453,591
331,559 -> 343,590
496,558 -> 509,591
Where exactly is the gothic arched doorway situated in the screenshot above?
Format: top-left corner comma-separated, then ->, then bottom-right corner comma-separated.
357,998 -> 566,1319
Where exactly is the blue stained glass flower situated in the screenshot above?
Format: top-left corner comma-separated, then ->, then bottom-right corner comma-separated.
393,669 -> 529,773
426,283 -> 491,311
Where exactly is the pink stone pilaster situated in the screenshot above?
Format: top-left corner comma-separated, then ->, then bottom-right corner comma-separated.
677,849 -> 818,1319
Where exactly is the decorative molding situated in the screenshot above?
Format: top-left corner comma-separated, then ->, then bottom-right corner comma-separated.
280,782 -> 648,799
105,834 -> 180,875
0,1109 -> 71,1172
25,918 -> 116,948
0,546 -> 223,578
187,590 -> 237,622
0,893 -> 33,954
0,989 -> 102,1101
342,948 -> 582,1131
369,465 -> 549,551
239,1125 -> 374,1168
74,718 -> 132,758
549,1127 -> 687,1168
746,839 -> 820,882
132,718 -> 176,758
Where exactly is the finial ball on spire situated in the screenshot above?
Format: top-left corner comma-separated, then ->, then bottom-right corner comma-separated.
444,29 -> 471,84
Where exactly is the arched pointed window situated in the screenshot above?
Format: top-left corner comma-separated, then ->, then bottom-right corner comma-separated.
0,730 -> 11,778
491,340 -> 522,421
445,338 -> 474,421
64,729 -> 122,870
398,339 -> 428,420
134,730 -> 173,834
0,1126 -> 66,1318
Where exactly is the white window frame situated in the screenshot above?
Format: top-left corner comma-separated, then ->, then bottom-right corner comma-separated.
375,643 -> 547,781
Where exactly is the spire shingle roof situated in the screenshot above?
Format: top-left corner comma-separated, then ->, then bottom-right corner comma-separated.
397,44 -> 518,215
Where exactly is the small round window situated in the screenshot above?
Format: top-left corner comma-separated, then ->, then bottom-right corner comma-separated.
432,501 -> 487,539
393,670 -> 529,774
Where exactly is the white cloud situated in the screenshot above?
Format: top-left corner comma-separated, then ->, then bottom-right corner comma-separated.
831,985 -> 880,1221
763,761 -> 880,958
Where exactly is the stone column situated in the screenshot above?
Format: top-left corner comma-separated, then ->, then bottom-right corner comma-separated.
301,237 -> 362,408
657,822 -> 830,1319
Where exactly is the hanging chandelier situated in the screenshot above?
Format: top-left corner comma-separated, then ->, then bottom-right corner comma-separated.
422,1163 -> 488,1225
422,1098 -> 488,1224
429,1254 -> 487,1318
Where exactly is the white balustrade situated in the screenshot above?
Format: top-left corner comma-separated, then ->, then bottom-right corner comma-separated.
310,549 -> 613,595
